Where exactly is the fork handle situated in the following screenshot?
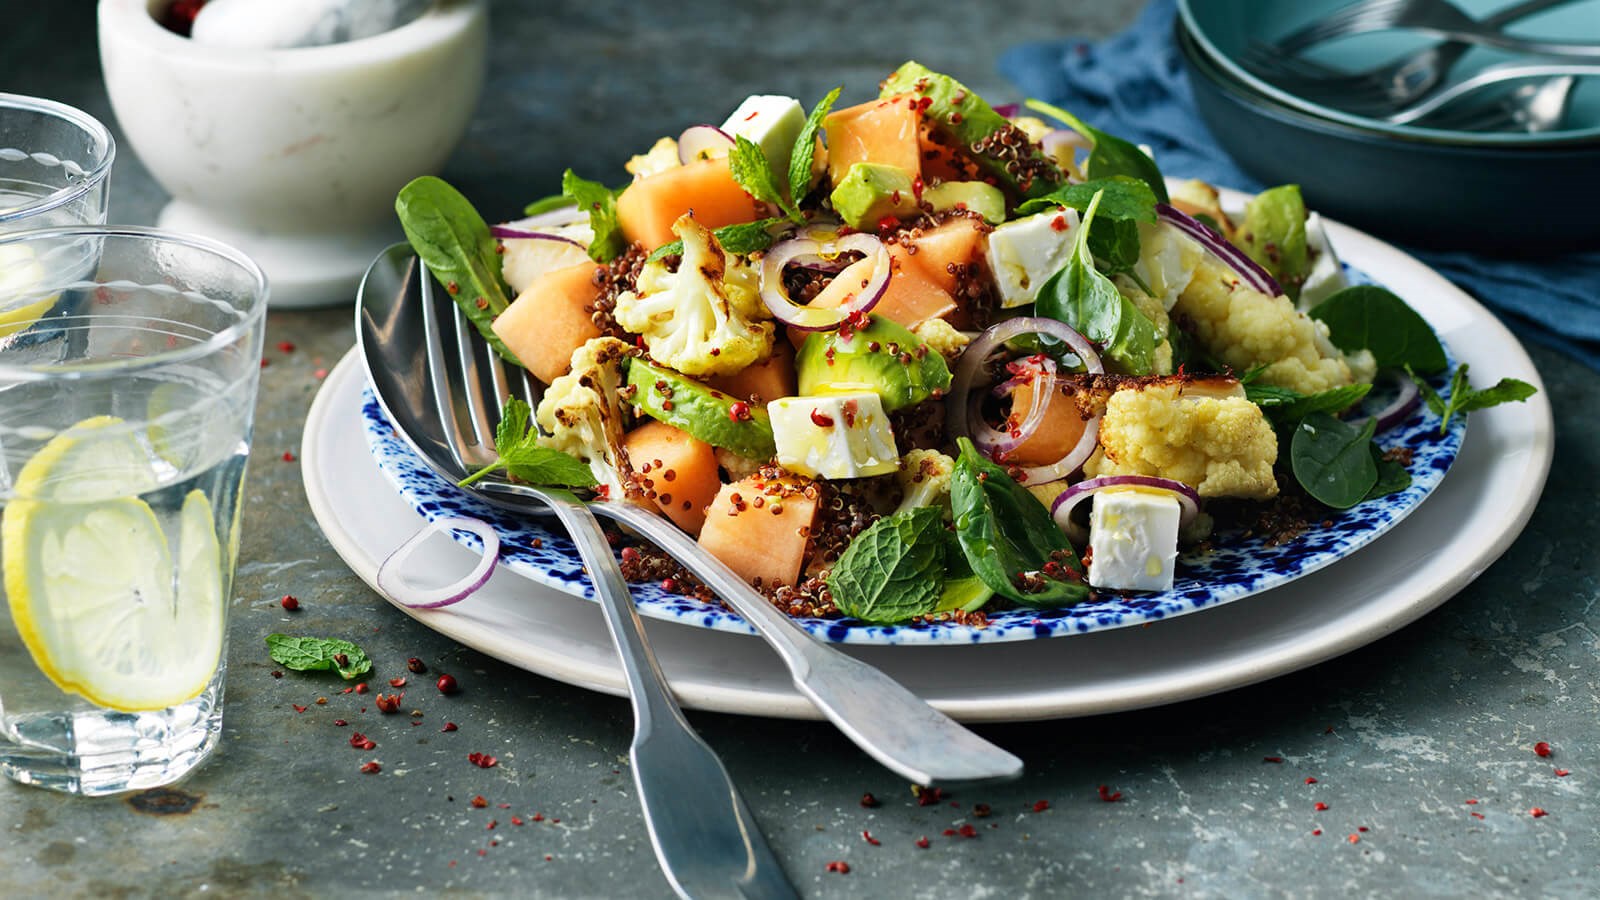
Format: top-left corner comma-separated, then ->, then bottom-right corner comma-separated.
593,499 -> 1025,787
544,496 -> 796,900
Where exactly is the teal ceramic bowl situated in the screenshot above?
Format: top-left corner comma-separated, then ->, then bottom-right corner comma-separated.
1180,0 -> 1600,146
1176,17 -> 1600,251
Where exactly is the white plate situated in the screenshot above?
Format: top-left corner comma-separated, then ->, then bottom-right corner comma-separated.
303,218 -> 1553,721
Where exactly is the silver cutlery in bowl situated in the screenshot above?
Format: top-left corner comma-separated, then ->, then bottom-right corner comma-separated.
1382,62 -> 1595,124
1262,0 -> 1600,60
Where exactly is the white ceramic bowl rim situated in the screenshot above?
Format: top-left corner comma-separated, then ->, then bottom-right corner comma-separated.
99,0 -> 485,71
0,93 -> 116,225
1176,0 -> 1600,147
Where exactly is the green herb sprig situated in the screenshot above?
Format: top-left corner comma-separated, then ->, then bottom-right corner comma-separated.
1409,363 -> 1537,435
266,634 -> 373,680
457,396 -> 597,489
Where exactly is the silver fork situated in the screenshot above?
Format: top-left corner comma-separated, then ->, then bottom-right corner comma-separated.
1401,72 -> 1577,129
402,261 -> 795,900
1239,0 -> 1577,113
1383,62 -> 1596,123
1266,0 -> 1600,60
358,245 -> 1025,784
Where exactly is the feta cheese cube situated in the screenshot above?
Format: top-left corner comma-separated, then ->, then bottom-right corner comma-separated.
1132,220 -> 1199,312
984,208 -> 1081,308
1297,212 -> 1346,311
721,95 -> 806,176
767,391 -> 898,480
1086,489 -> 1181,592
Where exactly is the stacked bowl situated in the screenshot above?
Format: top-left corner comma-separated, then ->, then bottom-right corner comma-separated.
1176,0 -> 1600,252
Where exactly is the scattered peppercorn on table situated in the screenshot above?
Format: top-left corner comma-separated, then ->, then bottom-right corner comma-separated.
4,2 -> 1595,897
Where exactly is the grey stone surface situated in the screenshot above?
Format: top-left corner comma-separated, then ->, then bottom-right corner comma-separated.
3,1 -> 1596,897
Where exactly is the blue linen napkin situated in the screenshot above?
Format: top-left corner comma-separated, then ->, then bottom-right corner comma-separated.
999,0 -> 1600,370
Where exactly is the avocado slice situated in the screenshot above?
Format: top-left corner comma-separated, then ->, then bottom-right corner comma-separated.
880,61 -> 1063,199
626,358 -> 776,460
796,314 -> 952,413
1238,184 -> 1310,301
923,181 -> 1006,224
829,162 -> 919,230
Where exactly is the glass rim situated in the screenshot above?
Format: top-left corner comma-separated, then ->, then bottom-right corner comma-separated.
0,225 -> 269,382
0,93 -> 117,225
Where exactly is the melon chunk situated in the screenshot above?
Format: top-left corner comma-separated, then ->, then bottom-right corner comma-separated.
616,156 -> 763,250
1005,378 -> 1091,467
624,421 -> 721,535
823,94 -> 922,187
880,245 -> 958,329
905,217 -> 987,293
492,261 -> 604,384
708,340 -> 796,403
697,473 -> 818,589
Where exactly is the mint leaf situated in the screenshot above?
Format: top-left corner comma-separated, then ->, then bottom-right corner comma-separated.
266,634 -> 373,680
1290,412 -> 1378,509
1247,382 -> 1372,425
460,395 -> 594,488
561,170 -> 625,262
1025,99 -> 1168,203
789,87 -> 841,207
645,218 -> 782,263
1035,189 -> 1158,375
1407,363 -> 1536,435
827,508 -> 947,624
1309,285 -> 1447,374
495,395 -> 532,457
727,136 -> 796,220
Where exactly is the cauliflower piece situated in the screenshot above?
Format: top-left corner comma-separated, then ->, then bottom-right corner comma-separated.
613,215 -> 775,377
1172,258 -> 1369,395
893,449 -> 955,517
715,446 -> 764,482
626,137 -> 681,179
534,336 -> 639,503
1082,379 -> 1278,500
909,317 -> 969,361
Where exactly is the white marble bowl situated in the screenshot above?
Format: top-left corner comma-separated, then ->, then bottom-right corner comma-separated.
98,0 -> 487,307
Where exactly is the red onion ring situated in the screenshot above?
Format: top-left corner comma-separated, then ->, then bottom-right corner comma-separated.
992,102 -> 1020,118
376,517 -> 500,609
1049,476 -> 1201,545
490,226 -> 586,248
758,232 -> 889,330
508,205 -> 587,230
972,357 -> 1055,457
1350,370 -> 1421,433
1156,203 -> 1283,298
947,317 -> 1105,483
678,124 -> 735,163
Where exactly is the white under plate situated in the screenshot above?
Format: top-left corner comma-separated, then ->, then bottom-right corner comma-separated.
302,220 -> 1553,721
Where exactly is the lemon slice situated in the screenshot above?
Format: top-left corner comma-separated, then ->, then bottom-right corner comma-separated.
0,243 -> 58,339
12,415 -> 161,503
2,419 -> 224,712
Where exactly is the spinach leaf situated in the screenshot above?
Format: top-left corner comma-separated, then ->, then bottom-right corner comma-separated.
1238,185 -> 1310,301
1309,285 -> 1447,374
826,508 -> 947,624
459,396 -> 597,489
561,170 -> 626,262
1034,189 -> 1158,375
395,176 -> 521,365
1290,412 -> 1378,509
950,438 -> 1087,607
1366,444 -> 1412,500
1409,363 -> 1537,435
265,634 -> 373,680
523,194 -> 577,217
1014,176 -> 1157,276
1025,99 -> 1168,203
1246,382 -> 1372,426
644,217 -> 782,263
789,87 -> 841,207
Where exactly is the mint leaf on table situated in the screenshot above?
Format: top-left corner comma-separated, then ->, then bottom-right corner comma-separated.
788,86 -> 841,207
1308,285 -> 1448,374
827,507 -> 947,624
645,218 -> 783,263
1290,412 -> 1379,509
561,169 -> 626,262
1026,99 -> 1168,203
728,135 -> 798,220
459,395 -> 596,489
266,634 -> 373,680
1408,363 -> 1538,435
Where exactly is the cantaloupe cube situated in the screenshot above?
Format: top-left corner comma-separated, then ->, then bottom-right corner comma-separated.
823,94 -> 923,187
492,261 -> 604,384
624,420 -> 721,535
879,245 -> 958,329
616,156 -> 764,250
708,341 -> 796,403
905,217 -> 986,294
1006,378 -> 1091,467
697,474 -> 818,589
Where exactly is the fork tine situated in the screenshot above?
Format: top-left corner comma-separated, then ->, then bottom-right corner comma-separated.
1273,0 -> 1405,56
417,263 -> 474,477
450,305 -> 498,466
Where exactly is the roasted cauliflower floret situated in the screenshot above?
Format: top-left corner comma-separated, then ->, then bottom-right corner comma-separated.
1082,379 -> 1279,500
613,215 -> 775,378
893,449 -> 955,517
1172,258 -> 1374,394
535,336 -> 639,502
909,317 -> 969,361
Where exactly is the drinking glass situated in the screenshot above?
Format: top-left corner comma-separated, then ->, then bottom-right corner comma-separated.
0,226 -> 267,796
0,93 -> 114,237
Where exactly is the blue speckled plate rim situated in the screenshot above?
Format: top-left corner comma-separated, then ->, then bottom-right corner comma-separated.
357,271 -> 1465,647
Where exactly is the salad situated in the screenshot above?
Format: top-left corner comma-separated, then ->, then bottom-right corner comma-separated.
395,62 -> 1534,627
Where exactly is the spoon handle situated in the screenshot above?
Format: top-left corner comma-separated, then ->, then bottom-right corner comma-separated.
543,493 -> 796,900
595,500 -> 1024,787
